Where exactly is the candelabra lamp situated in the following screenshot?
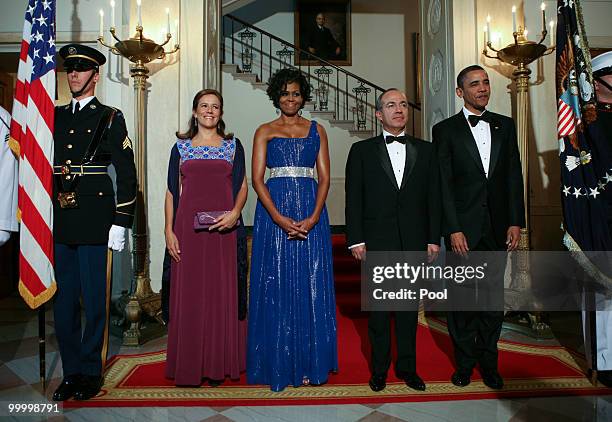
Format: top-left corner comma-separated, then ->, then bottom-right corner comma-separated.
314,66 -> 333,111
483,25 -> 554,338
238,28 -> 256,73
276,45 -> 293,69
352,83 -> 371,131
98,13 -> 179,345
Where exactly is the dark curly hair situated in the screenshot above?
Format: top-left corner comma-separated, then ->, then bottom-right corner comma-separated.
266,68 -> 312,109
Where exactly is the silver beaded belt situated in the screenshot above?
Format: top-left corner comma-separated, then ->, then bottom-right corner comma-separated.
269,166 -> 314,178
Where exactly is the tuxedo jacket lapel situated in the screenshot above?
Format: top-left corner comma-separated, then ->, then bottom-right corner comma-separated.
455,112 -> 486,177
400,136 -> 417,190
375,135 -> 400,191
487,117 -> 502,178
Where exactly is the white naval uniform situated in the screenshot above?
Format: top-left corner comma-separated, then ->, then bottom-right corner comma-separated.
582,49 -> 612,375
0,106 -> 17,245
596,308 -> 612,370
584,297 -> 612,371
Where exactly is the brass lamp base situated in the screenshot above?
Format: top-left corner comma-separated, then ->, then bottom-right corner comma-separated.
122,276 -> 165,347
503,312 -> 554,340
504,229 -> 554,339
98,25 -> 178,347
484,27 -> 555,341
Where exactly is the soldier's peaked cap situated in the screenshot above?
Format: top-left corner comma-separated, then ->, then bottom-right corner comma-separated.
592,51 -> 612,77
59,44 -> 106,69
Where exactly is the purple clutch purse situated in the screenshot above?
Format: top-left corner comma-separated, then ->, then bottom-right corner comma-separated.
194,211 -> 238,229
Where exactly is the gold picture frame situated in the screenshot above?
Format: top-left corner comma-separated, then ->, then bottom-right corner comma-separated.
295,0 -> 352,66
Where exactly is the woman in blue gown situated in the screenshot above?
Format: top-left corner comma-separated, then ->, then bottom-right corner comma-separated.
247,69 -> 337,392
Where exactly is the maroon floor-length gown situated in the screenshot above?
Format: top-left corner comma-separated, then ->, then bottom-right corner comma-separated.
165,137 -> 246,385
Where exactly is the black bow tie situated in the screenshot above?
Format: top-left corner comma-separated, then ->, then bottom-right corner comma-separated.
468,113 -> 491,127
385,135 -> 407,144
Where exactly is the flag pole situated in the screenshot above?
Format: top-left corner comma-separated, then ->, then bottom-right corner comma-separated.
38,304 -> 46,388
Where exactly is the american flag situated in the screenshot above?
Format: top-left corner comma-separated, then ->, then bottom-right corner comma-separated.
556,0 -> 612,252
9,0 -> 57,309
557,98 -> 579,138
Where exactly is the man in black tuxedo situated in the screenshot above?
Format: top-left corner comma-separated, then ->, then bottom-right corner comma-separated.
432,65 -> 524,390
345,88 -> 441,392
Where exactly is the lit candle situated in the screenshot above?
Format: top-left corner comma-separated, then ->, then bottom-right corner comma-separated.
99,9 -> 104,38
549,20 -> 555,47
166,8 -> 170,35
541,3 -> 546,33
494,32 -> 502,49
486,15 -> 491,46
512,5 -> 517,33
524,28 -> 528,39
483,25 -> 488,47
110,0 -> 115,28
175,19 -> 179,44
137,0 -> 142,27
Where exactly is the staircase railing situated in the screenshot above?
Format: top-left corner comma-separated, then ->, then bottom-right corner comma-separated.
222,14 -> 420,136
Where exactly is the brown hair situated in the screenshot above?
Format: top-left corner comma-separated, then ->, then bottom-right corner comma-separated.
176,89 -> 233,140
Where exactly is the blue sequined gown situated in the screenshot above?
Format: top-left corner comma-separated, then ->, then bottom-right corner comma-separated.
247,120 -> 337,392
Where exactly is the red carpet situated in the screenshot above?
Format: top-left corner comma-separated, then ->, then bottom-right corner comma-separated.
66,235 -> 612,407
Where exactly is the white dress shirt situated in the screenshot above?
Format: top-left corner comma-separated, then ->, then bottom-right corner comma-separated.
71,96 -> 95,113
348,130 -> 406,250
383,129 -> 406,187
463,107 -> 492,177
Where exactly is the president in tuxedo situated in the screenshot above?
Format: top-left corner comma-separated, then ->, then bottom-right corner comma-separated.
345,88 -> 441,392
432,65 -> 524,390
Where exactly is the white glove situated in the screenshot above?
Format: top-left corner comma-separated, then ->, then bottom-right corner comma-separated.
0,230 -> 10,246
107,225 -> 126,251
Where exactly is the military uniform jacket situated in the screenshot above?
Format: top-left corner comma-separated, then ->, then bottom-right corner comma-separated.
53,97 -> 137,244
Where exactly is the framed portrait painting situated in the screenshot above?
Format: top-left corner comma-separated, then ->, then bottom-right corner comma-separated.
295,0 -> 351,66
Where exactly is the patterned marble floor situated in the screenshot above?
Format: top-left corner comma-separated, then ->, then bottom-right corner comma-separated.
1,294 -> 611,422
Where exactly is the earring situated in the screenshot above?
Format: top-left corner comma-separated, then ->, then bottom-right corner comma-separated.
298,109 -> 303,117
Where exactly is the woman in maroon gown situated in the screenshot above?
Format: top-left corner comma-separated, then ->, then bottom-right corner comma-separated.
164,89 -> 248,386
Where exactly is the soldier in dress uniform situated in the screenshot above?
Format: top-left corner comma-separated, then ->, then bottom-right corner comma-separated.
51,44 -> 137,401
583,51 -> 612,388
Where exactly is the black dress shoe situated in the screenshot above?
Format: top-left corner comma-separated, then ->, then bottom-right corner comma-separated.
208,378 -> 224,387
400,373 -> 426,391
52,375 -> 81,401
74,375 -> 103,400
451,370 -> 471,387
482,370 -> 504,390
598,371 -> 612,388
369,374 -> 387,392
